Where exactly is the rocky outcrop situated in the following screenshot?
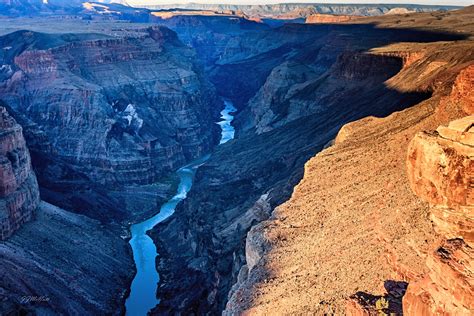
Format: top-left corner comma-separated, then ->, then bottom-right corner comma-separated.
0,106 -> 39,240
344,116 -> 473,315
0,27 -> 220,220
447,65 -> 474,116
404,116 -> 473,315
407,118 -> 473,214
0,106 -> 131,315
384,8 -> 415,15
306,14 -> 360,24
237,49 -> 420,135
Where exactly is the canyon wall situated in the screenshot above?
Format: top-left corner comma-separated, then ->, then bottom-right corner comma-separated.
139,3 -> 460,20
403,107 -> 473,313
306,14 -> 360,24
0,106 -> 39,240
223,10 -> 473,314
0,26 -> 220,221
0,5 -> 471,315
149,10 -> 469,314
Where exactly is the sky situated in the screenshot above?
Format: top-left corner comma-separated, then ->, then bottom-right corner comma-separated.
123,0 -> 472,6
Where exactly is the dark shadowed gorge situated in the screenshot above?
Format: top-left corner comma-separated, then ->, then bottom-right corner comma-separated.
0,1 -> 472,315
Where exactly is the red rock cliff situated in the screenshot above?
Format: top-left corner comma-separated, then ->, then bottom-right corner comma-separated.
404,115 -> 473,315
0,106 -> 40,240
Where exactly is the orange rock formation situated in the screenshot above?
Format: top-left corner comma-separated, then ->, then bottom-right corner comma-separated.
404,116 -> 473,315
306,14 -> 360,24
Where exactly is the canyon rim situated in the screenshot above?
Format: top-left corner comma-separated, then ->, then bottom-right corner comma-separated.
0,1 -> 473,315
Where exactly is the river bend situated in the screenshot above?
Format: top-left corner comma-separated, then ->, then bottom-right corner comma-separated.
125,100 -> 236,315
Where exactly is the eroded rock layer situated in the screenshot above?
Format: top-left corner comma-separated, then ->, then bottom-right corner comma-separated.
0,5 -> 472,315
0,26 -> 220,220
404,115 -> 473,315
0,106 -> 39,240
138,3 -> 460,21
306,14 -> 360,24
0,202 -> 134,315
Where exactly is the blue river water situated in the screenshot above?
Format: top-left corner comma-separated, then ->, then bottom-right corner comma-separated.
125,100 -> 236,315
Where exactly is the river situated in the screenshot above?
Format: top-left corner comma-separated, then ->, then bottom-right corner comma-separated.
125,100 -> 236,315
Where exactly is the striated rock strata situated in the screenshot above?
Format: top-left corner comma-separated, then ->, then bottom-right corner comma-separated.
0,105 -> 39,240
149,8 -> 471,314
404,115 -> 473,315
0,26 -> 220,220
306,14 -> 360,24
138,3 -> 461,20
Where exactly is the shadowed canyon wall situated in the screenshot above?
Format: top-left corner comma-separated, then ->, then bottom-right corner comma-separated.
0,106 -> 39,240
222,10 -> 473,313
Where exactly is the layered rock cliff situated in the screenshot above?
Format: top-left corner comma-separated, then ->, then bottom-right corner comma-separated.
306,14 -> 360,24
138,3 -> 461,20
0,4 -> 472,315
0,26 -> 220,221
403,116 -> 473,314
0,105 -> 39,240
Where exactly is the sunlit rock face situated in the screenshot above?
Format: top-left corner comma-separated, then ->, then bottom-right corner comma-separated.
405,115 -> 474,315
0,106 -> 39,240
306,14 -> 359,24
0,27 -> 220,219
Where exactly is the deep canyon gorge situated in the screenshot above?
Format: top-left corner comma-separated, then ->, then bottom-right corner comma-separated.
0,1 -> 473,315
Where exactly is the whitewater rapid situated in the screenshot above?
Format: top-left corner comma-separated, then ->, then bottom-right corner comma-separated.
125,100 -> 236,315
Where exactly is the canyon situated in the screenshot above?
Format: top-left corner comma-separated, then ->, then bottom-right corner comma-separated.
0,25 -> 220,222
223,10 -> 474,314
151,9 -> 473,315
0,1 -> 472,315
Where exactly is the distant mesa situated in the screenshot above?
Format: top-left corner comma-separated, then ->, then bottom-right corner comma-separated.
306,14 -> 361,24
384,8 -> 416,15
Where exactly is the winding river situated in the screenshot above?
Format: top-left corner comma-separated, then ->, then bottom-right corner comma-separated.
125,100 -> 236,316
